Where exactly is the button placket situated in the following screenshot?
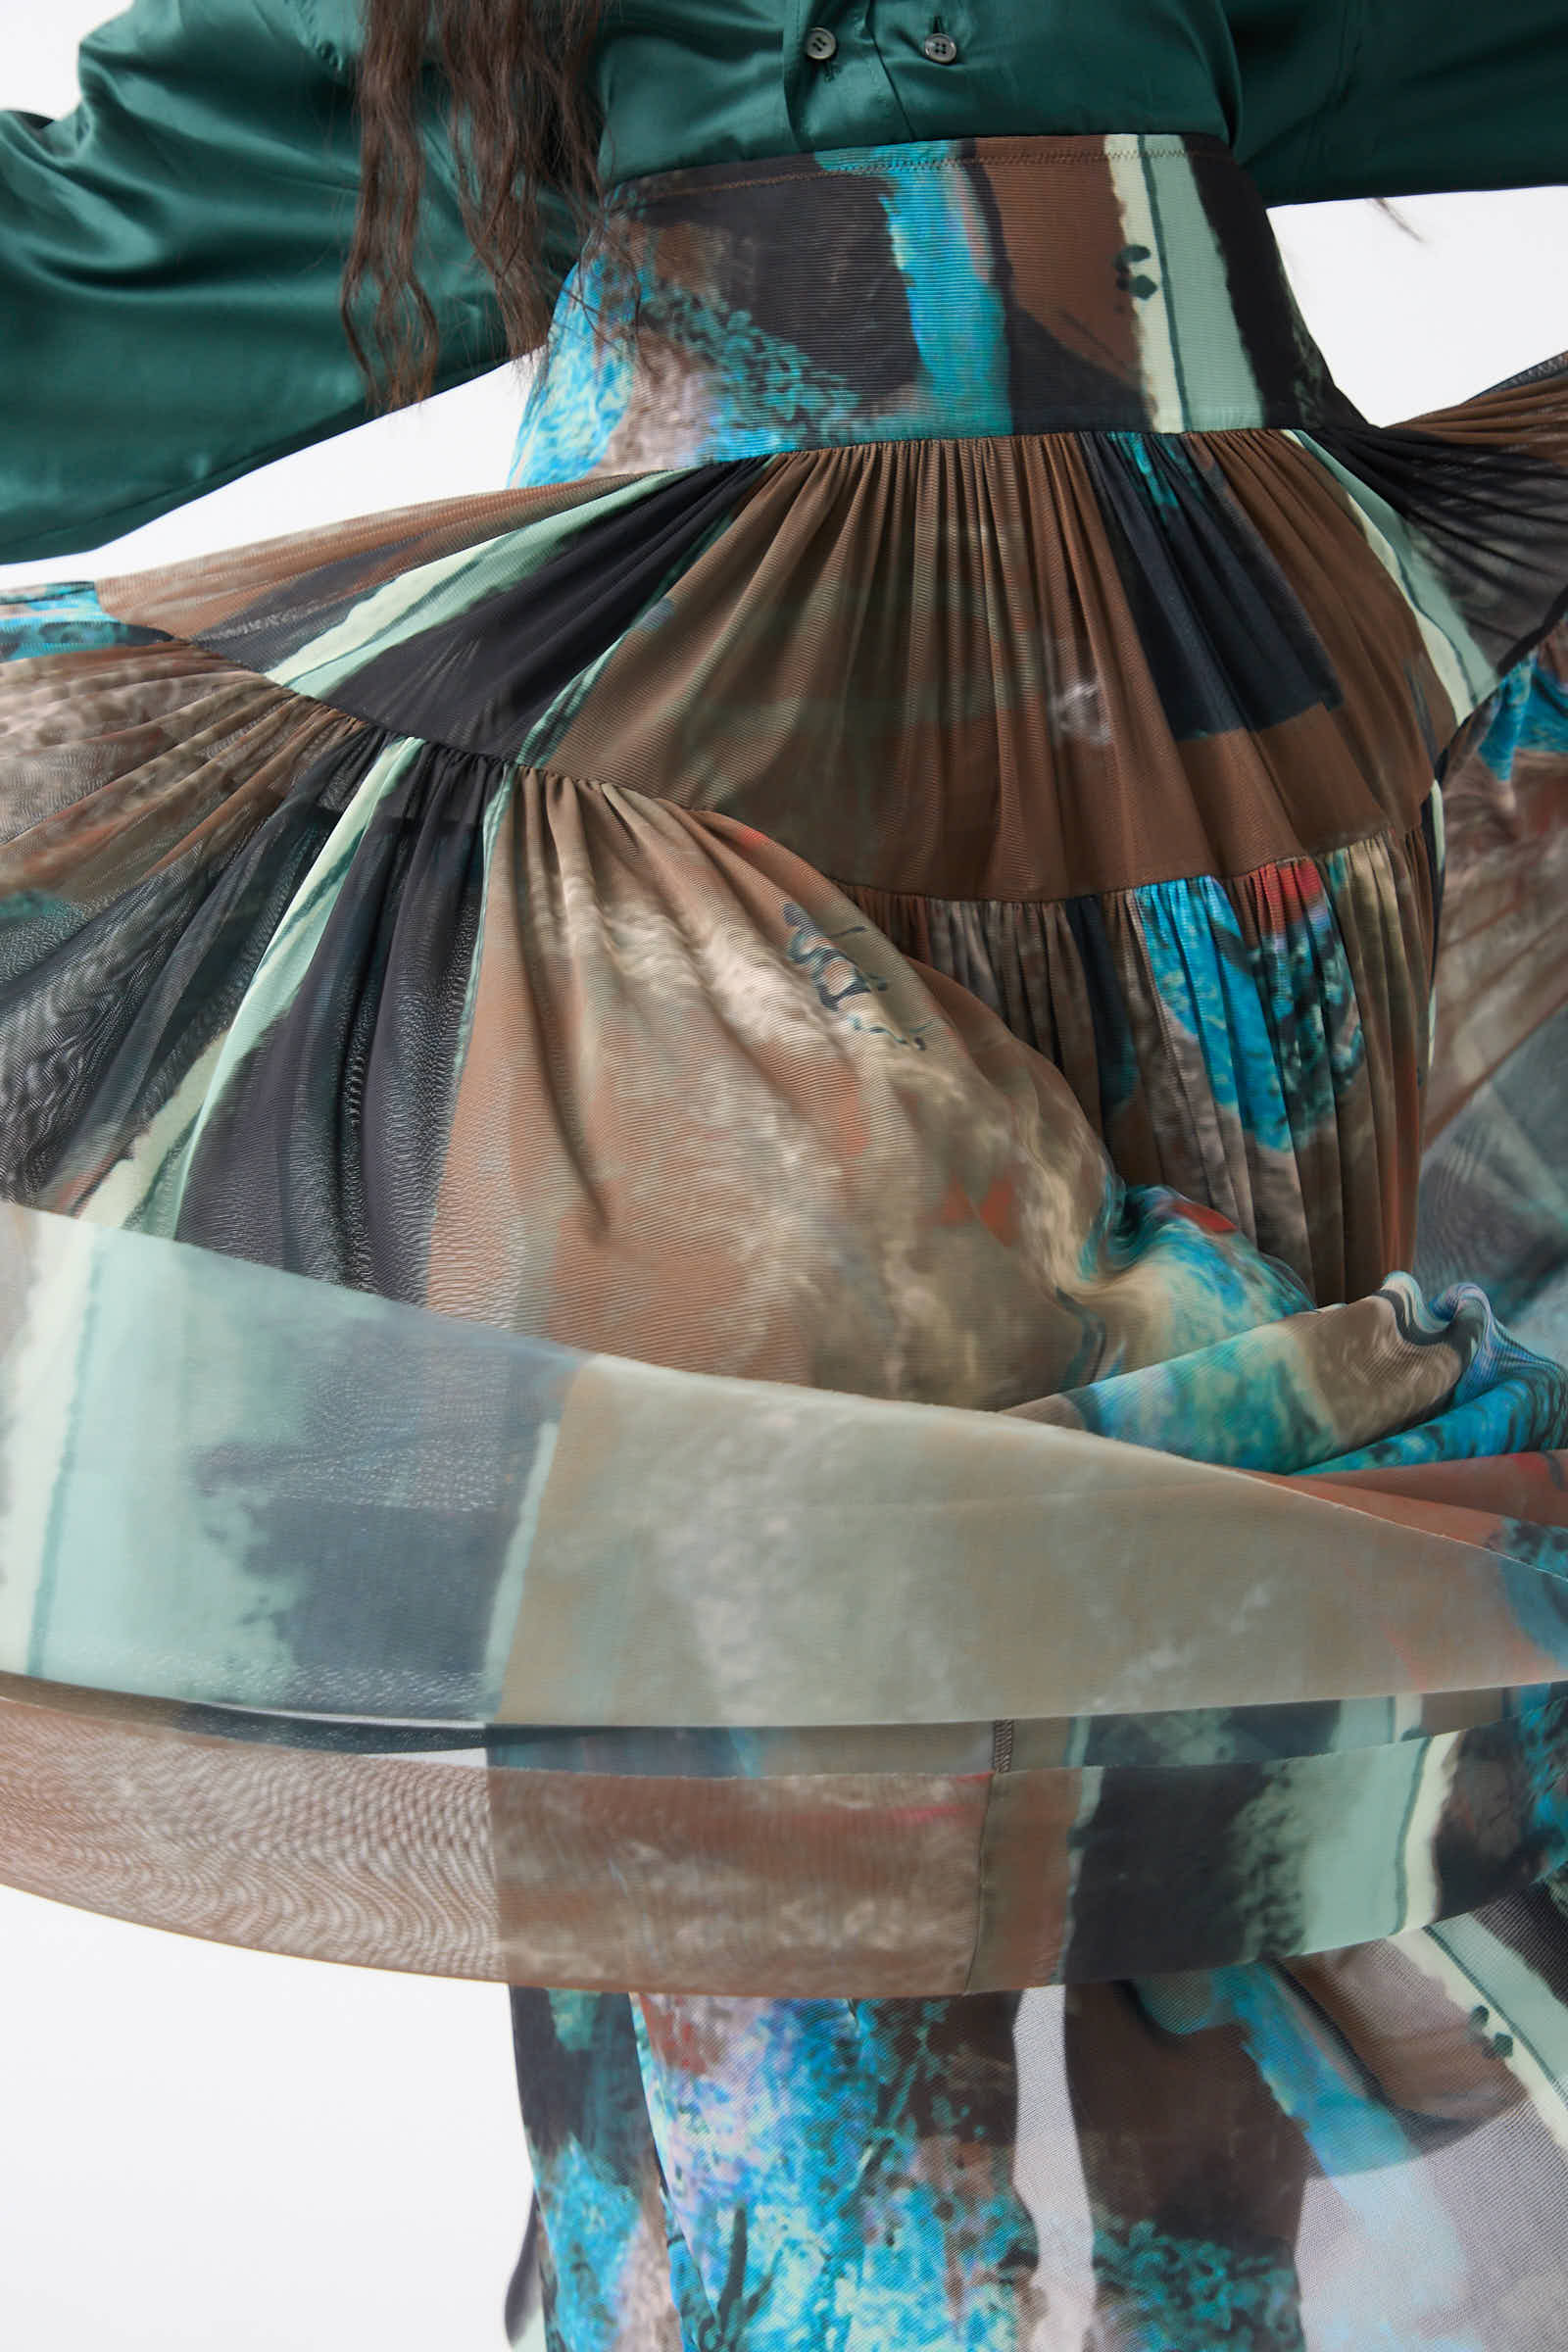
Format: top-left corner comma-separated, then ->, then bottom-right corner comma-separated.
783,2 -> 908,150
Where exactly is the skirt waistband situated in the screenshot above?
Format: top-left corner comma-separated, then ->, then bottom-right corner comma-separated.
508,134 -> 1356,483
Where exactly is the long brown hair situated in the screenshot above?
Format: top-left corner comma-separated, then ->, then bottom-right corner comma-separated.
342,0 -> 607,411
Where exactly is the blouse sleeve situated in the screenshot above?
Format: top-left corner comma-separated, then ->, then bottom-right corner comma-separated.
0,0 -> 582,564
1237,0 -> 1568,206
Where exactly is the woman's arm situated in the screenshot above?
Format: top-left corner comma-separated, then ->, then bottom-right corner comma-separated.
0,0 -> 581,564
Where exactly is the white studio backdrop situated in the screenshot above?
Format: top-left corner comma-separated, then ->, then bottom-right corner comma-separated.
2,7 -> 1568,2350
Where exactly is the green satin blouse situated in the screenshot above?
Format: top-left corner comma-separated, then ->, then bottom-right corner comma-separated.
3,0 -> 1565,561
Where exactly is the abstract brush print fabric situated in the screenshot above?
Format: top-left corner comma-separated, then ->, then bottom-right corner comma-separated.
3,135 -> 1568,2349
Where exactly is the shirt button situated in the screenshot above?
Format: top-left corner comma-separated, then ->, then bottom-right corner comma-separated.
922,30 -> 959,62
804,26 -> 838,61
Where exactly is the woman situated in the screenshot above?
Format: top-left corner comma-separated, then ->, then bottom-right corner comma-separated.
4,4 -> 1568,2345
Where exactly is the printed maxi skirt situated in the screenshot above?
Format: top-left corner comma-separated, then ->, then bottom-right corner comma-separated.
4,133 -> 1568,2350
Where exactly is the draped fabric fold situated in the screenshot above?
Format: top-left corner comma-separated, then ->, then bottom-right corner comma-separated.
1,1198 -> 1567,1991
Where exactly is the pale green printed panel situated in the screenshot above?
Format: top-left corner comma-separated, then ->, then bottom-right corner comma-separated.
0,1205 -> 569,1720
